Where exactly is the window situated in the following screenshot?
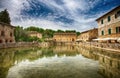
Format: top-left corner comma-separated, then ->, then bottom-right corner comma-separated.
101,30 -> 104,35
101,19 -> 103,24
115,10 -> 120,18
5,40 -> 8,43
116,27 -> 120,33
10,32 -> 12,37
1,31 -> 5,36
108,16 -> 111,22
10,40 -> 12,42
0,40 -> 2,43
108,28 -> 111,35
102,57 -> 105,63
115,14 -> 117,18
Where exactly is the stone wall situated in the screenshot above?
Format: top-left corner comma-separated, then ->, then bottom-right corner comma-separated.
97,6 -> 120,38
0,42 -> 51,49
0,22 -> 15,43
76,42 -> 120,51
53,33 -> 76,42
77,28 -> 98,42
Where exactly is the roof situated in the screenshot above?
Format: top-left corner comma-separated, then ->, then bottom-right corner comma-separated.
0,22 -> 15,28
81,28 -> 98,34
54,32 -> 76,35
96,5 -> 120,21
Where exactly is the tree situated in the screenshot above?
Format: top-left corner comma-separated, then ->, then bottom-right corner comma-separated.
56,29 -> 64,33
14,26 -> 29,42
76,32 -> 80,36
0,9 -> 11,24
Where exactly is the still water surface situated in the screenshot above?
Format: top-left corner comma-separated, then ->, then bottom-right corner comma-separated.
0,46 -> 120,78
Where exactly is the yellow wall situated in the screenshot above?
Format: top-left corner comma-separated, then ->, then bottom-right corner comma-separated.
53,33 -> 76,42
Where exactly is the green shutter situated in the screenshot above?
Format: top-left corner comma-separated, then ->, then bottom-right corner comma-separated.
108,29 -> 111,34
101,31 -> 104,35
101,19 -> 103,24
116,27 -> 118,33
108,16 -> 111,22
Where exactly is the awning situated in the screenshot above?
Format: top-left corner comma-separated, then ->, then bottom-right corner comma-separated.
93,38 -> 118,41
76,39 -> 81,41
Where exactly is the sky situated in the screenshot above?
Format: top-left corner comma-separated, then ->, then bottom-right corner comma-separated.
0,0 -> 120,32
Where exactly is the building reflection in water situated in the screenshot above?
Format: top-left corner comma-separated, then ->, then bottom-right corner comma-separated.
54,45 -> 76,52
0,49 -> 15,78
76,46 -> 120,78
98,51 -> 120,78
76,46 -> 99,60
0,47 -> 43,78
0,46 -> 120,78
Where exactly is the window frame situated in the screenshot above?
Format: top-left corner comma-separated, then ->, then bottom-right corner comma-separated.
108,28 -> 111,35
1,31 -> 5,36
116,27 -> 120,33
101,19 -> 104,24
108,16 -> 111,22
101,30 -> 104,35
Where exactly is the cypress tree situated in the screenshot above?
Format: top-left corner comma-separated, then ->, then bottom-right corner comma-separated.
0,9 -> 11,24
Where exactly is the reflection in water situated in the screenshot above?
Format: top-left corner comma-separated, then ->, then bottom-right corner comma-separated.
98,51 -> 120,78
0,46 -> 120,78
78,47 -> 120,78
7,55 -> 101,78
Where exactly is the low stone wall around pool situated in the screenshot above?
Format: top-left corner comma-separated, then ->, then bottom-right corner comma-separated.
76,42 -> 120,51
0,42 -> 51,49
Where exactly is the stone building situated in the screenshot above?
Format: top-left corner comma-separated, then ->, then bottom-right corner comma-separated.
0,22 -> 15,43
28,31 -> 42,39
53,33 -> 77,42
96,6 -> 120,43
77,28 -> 98,42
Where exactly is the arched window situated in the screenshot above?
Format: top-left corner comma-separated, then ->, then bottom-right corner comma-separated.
10,32 -> 13,37
1,31 -> 5,36
0,40 -> 2,43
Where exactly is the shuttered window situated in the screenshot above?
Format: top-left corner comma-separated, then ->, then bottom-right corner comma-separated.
108,28 -> 111,35
101,30 -> 104,35
116,27 -> 120,33
108,16 -> 111,22
101,19 -> 103,24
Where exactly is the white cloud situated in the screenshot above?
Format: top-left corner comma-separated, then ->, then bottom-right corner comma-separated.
0,0 -> 104,32
12,18 -> 71,30
63,0 -> 87,11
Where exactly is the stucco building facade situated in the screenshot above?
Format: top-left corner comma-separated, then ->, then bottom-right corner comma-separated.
77,28 -> 98,42
0,22 -> 15,43
28,31 -> 42,39
53,33 -> 77,42
96,6 -> 120,43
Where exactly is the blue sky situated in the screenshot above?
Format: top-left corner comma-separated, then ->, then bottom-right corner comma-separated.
0,0 -> 120,32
